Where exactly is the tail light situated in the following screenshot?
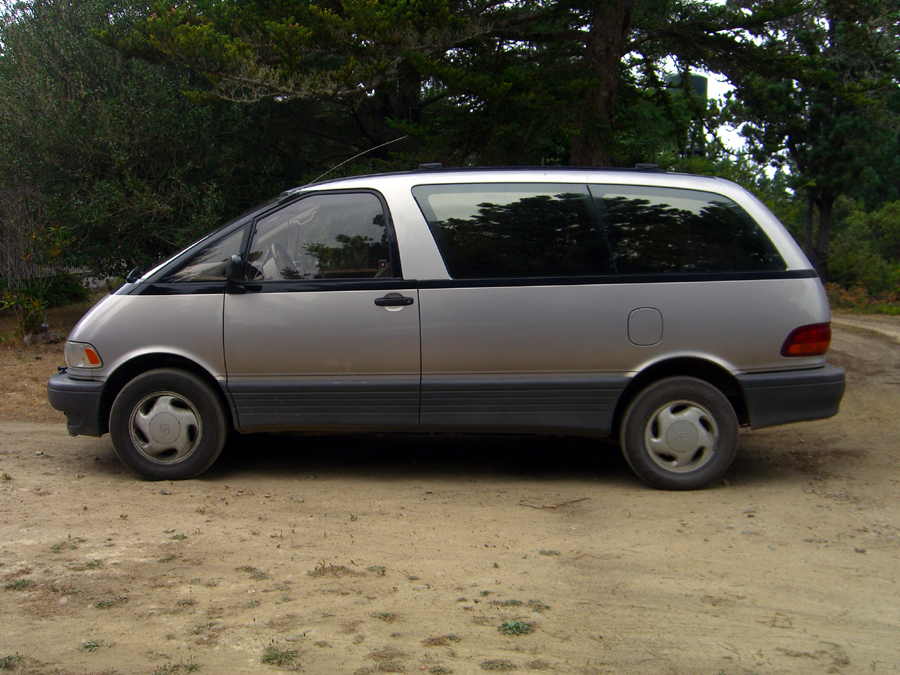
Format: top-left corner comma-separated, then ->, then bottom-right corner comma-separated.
781,323 -> 832,357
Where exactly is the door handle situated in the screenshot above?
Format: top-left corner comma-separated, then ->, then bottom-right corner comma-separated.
374,294 -> 414,307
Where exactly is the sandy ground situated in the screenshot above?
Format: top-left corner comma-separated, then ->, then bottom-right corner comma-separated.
0,309 -> 898,675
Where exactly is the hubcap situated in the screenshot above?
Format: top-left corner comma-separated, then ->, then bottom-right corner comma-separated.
129,392 -> 201,464
644,400 -> 718,473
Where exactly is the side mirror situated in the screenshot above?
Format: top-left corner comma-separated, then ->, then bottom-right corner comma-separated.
225,254 -> 242,282
225,254 -> 245,293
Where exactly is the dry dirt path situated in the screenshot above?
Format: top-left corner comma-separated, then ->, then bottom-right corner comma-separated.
0,319 -> 898,675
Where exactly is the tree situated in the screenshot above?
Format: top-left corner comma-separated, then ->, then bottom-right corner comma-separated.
0,0 -> 321,278
719,0 -> 900,279
103,0 -> 815,168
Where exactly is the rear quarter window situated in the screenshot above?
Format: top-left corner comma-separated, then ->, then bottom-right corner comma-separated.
589,185 -> 786,274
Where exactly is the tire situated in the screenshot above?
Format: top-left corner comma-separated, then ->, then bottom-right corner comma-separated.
109,368 -> 228,480
619,377 -> 738,490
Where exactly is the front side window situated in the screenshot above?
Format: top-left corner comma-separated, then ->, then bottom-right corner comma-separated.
246,192 -> 394,281
590,185 -> 786,274
412,183 -> 614,279
162,228 -> 245,283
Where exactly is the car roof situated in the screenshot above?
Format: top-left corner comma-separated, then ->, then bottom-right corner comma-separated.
281,166 -> 736,199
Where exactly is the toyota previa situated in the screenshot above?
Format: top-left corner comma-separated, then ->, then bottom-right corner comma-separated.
48,167 -> 846,489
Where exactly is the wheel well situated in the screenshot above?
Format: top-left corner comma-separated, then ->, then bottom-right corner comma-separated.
612,357 -> 748,435
98,355 -> 231,435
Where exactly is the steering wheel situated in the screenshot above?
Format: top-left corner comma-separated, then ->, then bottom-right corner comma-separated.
271,243 -> 301,279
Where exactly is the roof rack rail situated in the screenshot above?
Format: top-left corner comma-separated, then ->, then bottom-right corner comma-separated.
418,163 -> 443,171
635,163 -> 660,171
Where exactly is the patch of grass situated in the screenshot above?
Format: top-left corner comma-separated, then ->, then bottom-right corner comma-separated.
94,599 -> 115,609
244,599 -> 261,609
421,635 -> 461,647
80,640 -> 102,652
84,559 -> 102,568
490,599 -> 523,607
308,561 -> 362,578
538,550 -> 560,556
498,620 -> 534,636
4,579 -> 33,590
261,646 -> 298,666
429,668 -> 453,675
176,598 -> 196,607
479,590 -> 491,597
373,612 -> 398,622
527,599 -> 551,613
524,661 -> 550,671
367,647 -> 406,670
480,660 -> 515,671
0,654 -> 23,669
235,565 -> 268,580
152,661 -> 200,675
50,541 -> 76,553
158,554 -> 177,563
204,580 -> 218,587
0,473 -> 11,481
366,565 -> 387,576
171,533 -> 187,541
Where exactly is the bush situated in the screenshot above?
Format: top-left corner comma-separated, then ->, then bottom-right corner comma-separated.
825,283 -> 900,314
0,274 -> 90,336
827,197 -> 900,297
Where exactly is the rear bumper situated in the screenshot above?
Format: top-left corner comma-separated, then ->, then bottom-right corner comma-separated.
47,372 -> 105,437
737,364 -> 846,429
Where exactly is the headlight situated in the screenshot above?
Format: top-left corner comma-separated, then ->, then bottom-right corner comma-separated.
65,342 -> 103,368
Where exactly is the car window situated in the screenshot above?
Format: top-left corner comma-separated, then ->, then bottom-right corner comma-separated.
246,192 -> 393,281
412,183 -> 614,278
161,228 -> 245,283
589,185 -> 786,274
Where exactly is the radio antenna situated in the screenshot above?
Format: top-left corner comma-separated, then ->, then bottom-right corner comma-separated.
307,135 -> 410,185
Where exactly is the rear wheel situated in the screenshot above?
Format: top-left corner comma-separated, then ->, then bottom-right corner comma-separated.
109,368 -> 228,480
619,377 -> 738,490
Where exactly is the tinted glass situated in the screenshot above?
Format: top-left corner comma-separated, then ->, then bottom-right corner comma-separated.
412,184 -> 613,278
163,228 -> 244,283
247,192 -> 393,281
590,185 -> 786,274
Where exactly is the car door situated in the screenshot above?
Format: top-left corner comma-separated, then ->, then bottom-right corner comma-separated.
223,190 -> 421,431
412,182 -> 629,435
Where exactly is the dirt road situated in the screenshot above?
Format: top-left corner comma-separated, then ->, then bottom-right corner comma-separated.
0,317 -> 898,675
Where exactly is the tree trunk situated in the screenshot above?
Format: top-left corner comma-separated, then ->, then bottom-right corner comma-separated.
803,192 -> 816,265
568,0 -> 636,167
814,195 -> 835,283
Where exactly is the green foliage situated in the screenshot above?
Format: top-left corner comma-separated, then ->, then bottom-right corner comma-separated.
0,288 -> 47,335
498,620 -> 534,636
108,0 -> 799,168
720,0 -> 900,278
1,274 -> 89,336
0,0 -> 317,278
828,198 -> 900,294
0,654 -> 24,670
1,0 -> 897,299
260,645 -> 298,666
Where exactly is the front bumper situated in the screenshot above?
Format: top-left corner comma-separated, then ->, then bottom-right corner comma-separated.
737,364 -> 846,429
47,372 -> 105,437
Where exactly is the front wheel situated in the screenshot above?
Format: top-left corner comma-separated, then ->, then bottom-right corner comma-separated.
619,377 -> 738,490
109,368 -> 228,480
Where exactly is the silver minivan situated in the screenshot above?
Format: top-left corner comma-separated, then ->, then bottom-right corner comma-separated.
48,167 -> 845,489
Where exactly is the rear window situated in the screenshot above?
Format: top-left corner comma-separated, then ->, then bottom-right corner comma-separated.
412,183 -> 613,278
589,185 -> 786,274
